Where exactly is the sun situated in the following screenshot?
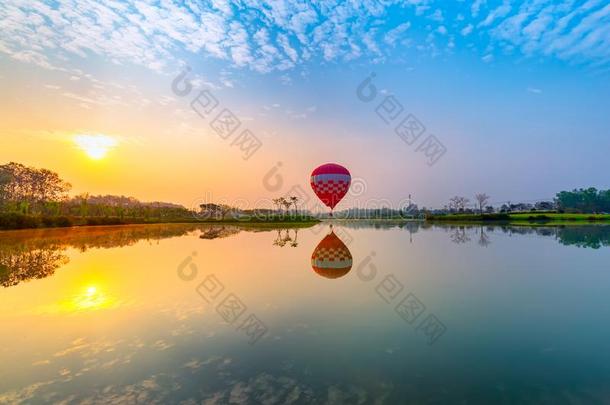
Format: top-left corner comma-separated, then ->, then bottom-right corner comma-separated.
73,134 -> 118,160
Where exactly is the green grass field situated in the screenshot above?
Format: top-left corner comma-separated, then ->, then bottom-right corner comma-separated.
509,213 -> 610,221
426,212 -> 610,224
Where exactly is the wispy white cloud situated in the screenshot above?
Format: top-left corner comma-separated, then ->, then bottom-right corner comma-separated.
384,22 -> 411,46
489,1 -> 610,66
471,0 -> 487,18
0,0 -> 609,76
461,24 -> 474,36
478,1 -> 511,27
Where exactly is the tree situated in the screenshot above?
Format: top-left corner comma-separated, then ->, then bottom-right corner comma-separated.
474,193 -> 490,214
78,193 -> 90,217
219,204 -> 232,220
0,162 -> 71,214
290,196 -> 299,216
281,197 -> 292,215
534,201 -> 555,211
449,196 -> 470,212
555,188 -> 610,213
272,198 -> 282,213
0,169 -> 11,208
199,203 -> 232,220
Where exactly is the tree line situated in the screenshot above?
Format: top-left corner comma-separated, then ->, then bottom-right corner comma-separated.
442,188 -> 610,215
0,162 -> 193,220
555,188 -> 610,213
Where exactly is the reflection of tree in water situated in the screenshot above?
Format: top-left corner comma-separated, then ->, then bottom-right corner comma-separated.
273,229 -> 299,247
492,224 -> 610,249
337,220 -> 429,232
554,226 -> 610,249
449,226 -> 471,244
282,221 -> 608,250
438,224 -> 610,249
0,245 -> 69,287
0,224 -> 228,288
199,226 -> 241,240
0,223 -> 316,287
477,227 -> 491,247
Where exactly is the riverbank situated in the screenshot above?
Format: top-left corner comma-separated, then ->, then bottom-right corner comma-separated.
0,212 -> 320,231
426,212 -> 610,224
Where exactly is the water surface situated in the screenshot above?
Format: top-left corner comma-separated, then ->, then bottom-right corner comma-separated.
1,222 -> 610,404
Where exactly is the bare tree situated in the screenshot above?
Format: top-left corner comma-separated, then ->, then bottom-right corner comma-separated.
290,196 -> 299,216
449,196 -> 470,212
448,197 -> 459,212
290,229 -> 299,247
475,193 -> 491,214
281,198 -> 292,215
272,198 -> 282,214
477,226 -> 491,247
450,227 -> 471,244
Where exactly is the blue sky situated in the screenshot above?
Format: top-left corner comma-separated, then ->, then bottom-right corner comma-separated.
3,0 -> 609,72
1,0 -> 609,208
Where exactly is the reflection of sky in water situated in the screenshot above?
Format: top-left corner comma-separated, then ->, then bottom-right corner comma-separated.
1,224 -> 610,403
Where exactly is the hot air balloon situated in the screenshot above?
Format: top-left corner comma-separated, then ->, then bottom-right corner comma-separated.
310,163 -> 351,215
311,229 -> 353,279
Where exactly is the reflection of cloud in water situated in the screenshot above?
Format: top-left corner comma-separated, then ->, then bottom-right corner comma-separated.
227,373 -> 312,404
183,356 -> 223,372
3,303 -> 223,401
202,373 -> 390,405
0,297 -> 398,404
0,381 -> 55,404
151,340 -> 174,351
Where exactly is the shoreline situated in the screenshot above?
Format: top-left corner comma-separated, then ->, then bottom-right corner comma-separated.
0,213 -> 320,231
3,212 -> 610,232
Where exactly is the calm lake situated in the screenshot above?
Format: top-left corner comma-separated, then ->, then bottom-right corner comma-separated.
1,222 -> 610,404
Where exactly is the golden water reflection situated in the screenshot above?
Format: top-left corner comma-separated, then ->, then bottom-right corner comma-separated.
66,285 -> 116,312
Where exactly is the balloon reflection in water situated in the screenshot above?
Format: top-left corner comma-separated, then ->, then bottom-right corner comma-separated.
311,229 -> 353,279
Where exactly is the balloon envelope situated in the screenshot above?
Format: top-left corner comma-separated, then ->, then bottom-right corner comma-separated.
311,231 -> 353,279
310,163 -> 351,210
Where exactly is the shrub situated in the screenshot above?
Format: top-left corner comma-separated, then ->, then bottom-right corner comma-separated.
0,213 -> 39,229
54,216 -> 73,227
527,215 -> 550,221
85,217 -> 126,226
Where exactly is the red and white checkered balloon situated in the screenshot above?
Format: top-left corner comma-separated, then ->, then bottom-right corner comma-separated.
310,163 -> 351,210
